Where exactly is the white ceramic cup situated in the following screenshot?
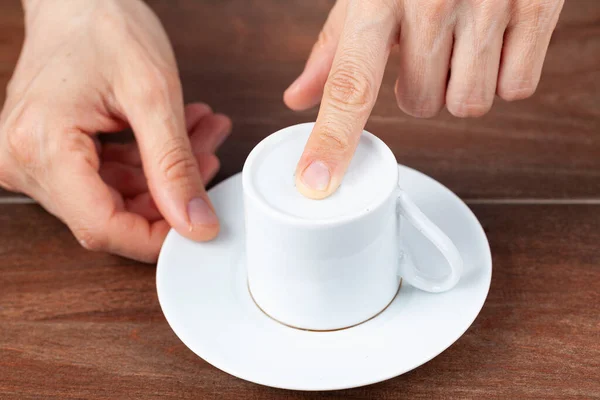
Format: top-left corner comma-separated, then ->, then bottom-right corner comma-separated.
242,123 -> 463,331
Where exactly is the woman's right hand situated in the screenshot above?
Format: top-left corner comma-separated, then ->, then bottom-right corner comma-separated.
0,0 -> 231,262
285,0 -> 563,200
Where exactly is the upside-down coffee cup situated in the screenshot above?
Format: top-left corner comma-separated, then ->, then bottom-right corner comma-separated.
242,123 -> 463,331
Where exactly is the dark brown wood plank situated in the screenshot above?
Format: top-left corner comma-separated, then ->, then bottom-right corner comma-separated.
1,0 -> 599,200
149,0 -> 600,199
1,203 -> 598,399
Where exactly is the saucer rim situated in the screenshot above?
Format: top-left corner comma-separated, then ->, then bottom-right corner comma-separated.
156,164 -> 492,391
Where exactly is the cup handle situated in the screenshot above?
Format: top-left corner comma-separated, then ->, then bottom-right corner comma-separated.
395,188 -> 463,292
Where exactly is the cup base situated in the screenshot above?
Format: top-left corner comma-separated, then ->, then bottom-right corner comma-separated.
247,279 -> 403,332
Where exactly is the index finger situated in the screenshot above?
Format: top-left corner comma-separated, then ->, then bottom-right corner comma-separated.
295,2 -> 398,199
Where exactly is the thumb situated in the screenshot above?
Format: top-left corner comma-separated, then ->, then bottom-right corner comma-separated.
119,69 -> 219,241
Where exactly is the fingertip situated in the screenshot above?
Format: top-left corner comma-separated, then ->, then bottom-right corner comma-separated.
185,196 -> 220,241
177,218 -> 220,242
189,222 -> 220,242
283,88 -> 302,111
283,80 -> 321,111
295,159 -> 338,200
284,54 -> 330,111
295,177 -> 337,200
185,103 -> 213,131
185,102 -> 213,116
212,113 -> 233,135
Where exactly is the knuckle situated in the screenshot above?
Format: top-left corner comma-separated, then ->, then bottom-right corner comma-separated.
514,0 -> 563,27
74,227 -> 108,252
466,0 -> 503,9
447,99 -> 492,118
474,0 -> 511,25
316,29 -> 333,50
498,79 -> 537,101
447,81 -> 494,117
403,4 -> 447,59
355,0 -> 398,21
398,96 -> 442,118
131,63 -> 181,108
157,137 -> 197,183
57,130 -> 100,170
415,18 -> 446,53
95,7 -> 128,35
465,0 -> 486,8
326,59 -> 375,111
422,0 -> 455,23
524,1 -> 548,22
5,107 -> 42,169
394,80 -> 443,118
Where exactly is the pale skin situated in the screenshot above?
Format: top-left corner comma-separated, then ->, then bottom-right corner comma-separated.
0,0 -> 564,262
285,0 -> 565,199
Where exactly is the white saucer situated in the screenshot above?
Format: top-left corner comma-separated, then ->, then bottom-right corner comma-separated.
156,165 -> 492,391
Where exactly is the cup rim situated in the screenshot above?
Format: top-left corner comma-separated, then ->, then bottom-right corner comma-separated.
242,122 -> 399,227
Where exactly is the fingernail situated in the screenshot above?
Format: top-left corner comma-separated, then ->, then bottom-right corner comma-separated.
300,161 -> 330,192
187,197 -> 218,227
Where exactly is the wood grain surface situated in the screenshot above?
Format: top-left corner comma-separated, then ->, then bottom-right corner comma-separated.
0,0 -> 599,199
1,204 -> 599,399
1,0 -> 600,398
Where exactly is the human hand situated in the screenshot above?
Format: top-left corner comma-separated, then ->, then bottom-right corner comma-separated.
284,0 -> 564,199
0,0 -> 231,262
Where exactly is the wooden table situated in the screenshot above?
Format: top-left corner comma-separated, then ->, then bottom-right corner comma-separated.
1,1 -> 599,398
